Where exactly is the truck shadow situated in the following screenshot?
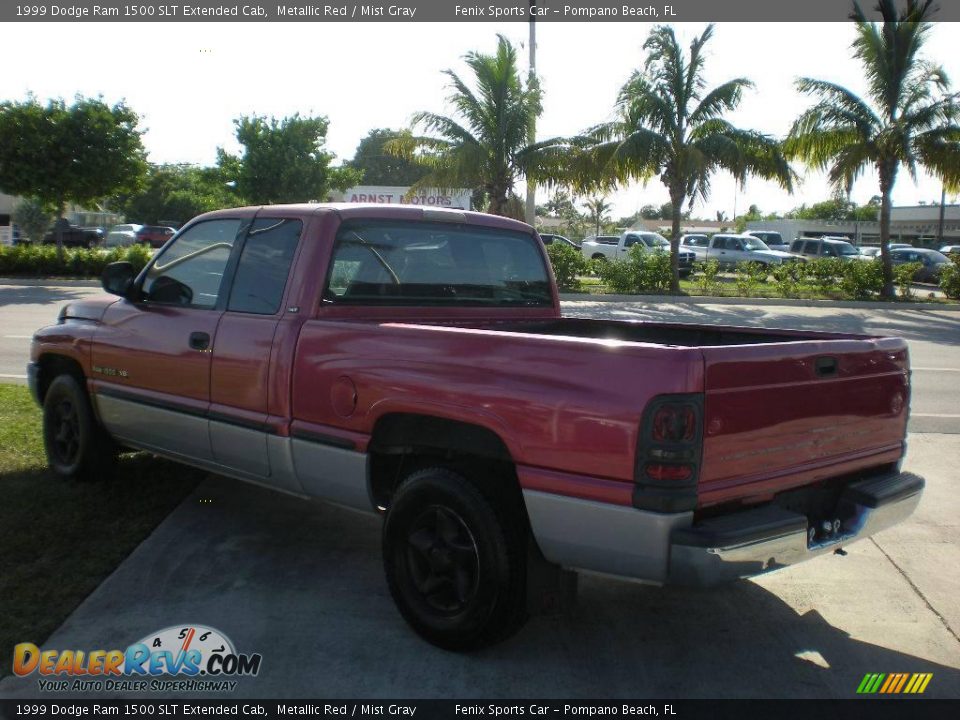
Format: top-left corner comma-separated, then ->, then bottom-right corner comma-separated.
2,473 -> 956,699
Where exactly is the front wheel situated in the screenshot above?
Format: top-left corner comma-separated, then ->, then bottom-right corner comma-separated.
382,467 -> 527,650
43,374 -> 117,481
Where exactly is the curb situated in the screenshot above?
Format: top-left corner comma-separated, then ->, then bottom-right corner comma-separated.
559,293 -> 960,312
0,278 -> 101,288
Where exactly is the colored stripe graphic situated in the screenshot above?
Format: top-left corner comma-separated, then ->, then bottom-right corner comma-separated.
857,672 -> 932,694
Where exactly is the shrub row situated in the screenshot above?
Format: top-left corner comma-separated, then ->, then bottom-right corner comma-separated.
594,246 -> 673,294
0,244 -> 153,278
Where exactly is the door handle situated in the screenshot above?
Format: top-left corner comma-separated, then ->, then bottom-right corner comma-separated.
189,332 -> 210,351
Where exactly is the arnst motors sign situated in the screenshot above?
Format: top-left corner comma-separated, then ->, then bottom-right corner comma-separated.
333,185 -> 472,210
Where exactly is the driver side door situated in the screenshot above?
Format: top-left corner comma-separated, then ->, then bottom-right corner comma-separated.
91,217 -> 247,462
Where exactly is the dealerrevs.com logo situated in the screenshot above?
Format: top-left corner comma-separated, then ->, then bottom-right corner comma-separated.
13,625 -> 262,693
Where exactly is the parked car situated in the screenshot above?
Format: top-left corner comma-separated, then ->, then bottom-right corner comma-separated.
136,225 -> 177,249
890,248 -> 951,283
940,245 -> 960,255
579,234 -> 621,259
29,203 -> 923,650
105,224 -> 144,248
42,221 -> 103,249
678,234 -> 710,252
684,233 -> 802,268
538,233 -> 579,250
584,230 -> 695,277
789,237 -> 867,261
745,230 -> 789,251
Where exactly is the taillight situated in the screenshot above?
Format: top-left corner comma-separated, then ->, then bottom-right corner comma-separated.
645,463 -> 692,482
651,403 -> 696,442
634,394 -> 703,513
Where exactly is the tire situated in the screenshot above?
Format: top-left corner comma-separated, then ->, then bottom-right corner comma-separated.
382,467 -> 528,650
42,374 -> 117,481
592,254 -> 607,261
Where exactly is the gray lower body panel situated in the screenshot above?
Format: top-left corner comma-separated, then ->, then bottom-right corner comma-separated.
523,490 -> 693,583
291,438 -> 372,512
97,394 -> 214,462
93,392 -> 371,511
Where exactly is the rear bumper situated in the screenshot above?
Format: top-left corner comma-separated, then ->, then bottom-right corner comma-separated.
524,470 -> 924,587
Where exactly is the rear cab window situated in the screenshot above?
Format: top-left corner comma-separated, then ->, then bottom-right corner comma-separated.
325,220 -> 552,307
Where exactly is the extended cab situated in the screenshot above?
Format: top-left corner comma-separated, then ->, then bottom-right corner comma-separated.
582,230 -> 695,277
29,204 -> 923,650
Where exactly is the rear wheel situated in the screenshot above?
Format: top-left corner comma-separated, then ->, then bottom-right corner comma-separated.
43,374 -> 117,481
382,467 -> 527,650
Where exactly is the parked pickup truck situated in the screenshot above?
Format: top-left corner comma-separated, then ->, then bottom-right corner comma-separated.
29,204 -> 923,650
582,230 -> 695,277
681,233 -> 803,268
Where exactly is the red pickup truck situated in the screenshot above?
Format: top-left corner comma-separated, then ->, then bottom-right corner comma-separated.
29,204 -> 923,650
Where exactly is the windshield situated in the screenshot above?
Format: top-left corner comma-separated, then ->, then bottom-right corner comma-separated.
326,220 -> 552,307
834,242 -> 860,256
644,234 -> 670,248
742,237 -> 771,252
927,251 -> 950,263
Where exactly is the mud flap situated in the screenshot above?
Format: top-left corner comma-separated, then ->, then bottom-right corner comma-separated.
526,537 -> 578,616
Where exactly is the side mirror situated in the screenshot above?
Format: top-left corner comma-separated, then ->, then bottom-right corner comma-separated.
102,261 -> 137,299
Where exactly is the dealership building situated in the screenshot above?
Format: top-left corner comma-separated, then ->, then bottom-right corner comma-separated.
746,204 -> 960,247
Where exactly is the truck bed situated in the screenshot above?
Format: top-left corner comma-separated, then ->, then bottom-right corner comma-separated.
295,316 -> 909,511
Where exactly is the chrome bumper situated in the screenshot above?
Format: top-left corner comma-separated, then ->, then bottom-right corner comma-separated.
668,471 -> 925,586
524,470 -> 924,587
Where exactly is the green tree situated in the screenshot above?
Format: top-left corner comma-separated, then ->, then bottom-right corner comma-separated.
557,25 -> 793,291
112,164 -> 243,225
223,113 -> 360,205
785,0 -> 960,297
0,95 -> 147,253
11,198 -> 52,244
346,128 -> 430,186
387,35 -> 544,216
584,196 -> 613,235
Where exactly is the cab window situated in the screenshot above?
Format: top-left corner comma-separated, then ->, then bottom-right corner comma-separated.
228,218 -> 302,315
142,219 -> 242,308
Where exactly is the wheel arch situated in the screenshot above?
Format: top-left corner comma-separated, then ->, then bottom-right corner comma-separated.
367,412 -> 521,511
35,353 -> 86,405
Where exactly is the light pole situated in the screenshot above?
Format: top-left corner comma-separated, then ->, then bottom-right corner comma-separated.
937,185 -> 947,246
525,1 -> 537,226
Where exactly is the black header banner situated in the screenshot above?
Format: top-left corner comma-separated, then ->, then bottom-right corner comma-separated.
4,0 -> 960,23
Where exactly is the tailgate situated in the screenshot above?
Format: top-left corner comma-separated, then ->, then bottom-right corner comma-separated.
698,337 -> 909,507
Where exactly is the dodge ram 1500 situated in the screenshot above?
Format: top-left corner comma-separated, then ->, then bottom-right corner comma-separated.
29,204 -> 924,649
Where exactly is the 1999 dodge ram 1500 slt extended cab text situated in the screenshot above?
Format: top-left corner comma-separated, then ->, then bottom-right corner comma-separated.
29,204 -> 924,650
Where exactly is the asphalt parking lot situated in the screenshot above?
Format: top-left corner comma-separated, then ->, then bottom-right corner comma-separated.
0,285 -> 958,699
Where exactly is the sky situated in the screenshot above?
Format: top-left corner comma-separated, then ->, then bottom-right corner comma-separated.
2,20 -> 958,220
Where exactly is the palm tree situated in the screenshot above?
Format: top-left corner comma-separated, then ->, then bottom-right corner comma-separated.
786,0 -> 960,297
554,25 -> 793,291
584,196 -> 612,236
387,35 -> 543,216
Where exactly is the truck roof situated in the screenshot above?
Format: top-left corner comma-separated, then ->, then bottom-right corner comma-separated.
192,203 -> 534,234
